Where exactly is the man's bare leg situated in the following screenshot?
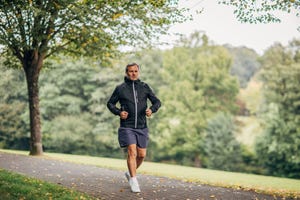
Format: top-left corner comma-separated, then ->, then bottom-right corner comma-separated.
136,147 -> 146,169
126,144 -> 142,192
127,144 -> 137,177
127,144 -> 147,177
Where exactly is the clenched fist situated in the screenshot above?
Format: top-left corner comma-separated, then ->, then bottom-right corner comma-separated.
120,111 -> 128,119
146,108 -> 152,117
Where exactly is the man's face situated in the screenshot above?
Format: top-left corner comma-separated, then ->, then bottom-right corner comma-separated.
126,65 -> 139,81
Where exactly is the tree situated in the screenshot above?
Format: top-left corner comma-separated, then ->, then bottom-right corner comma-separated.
204,112 -> 243,171
255,40 -> 300,178
0,0 -> 185,155
219,0 -> 300,27
0,103 -> 29,150
154,32 -> 239,167
225,46 -> 260,88
39,57 -> 122,156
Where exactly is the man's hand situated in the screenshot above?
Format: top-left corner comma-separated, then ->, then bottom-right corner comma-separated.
120,111 -> 128,119
146,108 -> 152,117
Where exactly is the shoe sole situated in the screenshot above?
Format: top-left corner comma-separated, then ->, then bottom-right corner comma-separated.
131,189 -> 141,193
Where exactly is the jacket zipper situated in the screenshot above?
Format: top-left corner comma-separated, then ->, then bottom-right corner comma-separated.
133,82 -> 138,128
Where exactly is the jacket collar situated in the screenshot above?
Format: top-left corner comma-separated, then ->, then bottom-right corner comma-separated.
124,76 -> 140,84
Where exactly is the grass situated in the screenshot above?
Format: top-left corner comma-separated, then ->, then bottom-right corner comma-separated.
0,169 -> 96,200
1,149 -> 300,199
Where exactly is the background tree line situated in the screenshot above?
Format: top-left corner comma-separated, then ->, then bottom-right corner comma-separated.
1,32 -> 299,179
0,0 -> 186,155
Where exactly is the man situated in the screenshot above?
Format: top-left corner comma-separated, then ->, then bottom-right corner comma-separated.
107,63 -> 161,193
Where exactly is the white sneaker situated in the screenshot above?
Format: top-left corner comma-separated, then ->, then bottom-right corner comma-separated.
129,177 -> 141,193
125,172 -> 130,182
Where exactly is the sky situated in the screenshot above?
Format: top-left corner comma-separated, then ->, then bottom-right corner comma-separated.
162,0 -> 300,55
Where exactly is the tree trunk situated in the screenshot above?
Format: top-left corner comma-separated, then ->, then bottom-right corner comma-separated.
23,51 -> 44,156
194,154 -> 202,168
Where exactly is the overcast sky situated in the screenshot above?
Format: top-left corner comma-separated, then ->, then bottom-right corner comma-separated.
162,0 -> 300,55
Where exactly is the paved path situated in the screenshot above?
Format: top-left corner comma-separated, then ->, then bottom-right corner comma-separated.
0,152 -> 291,200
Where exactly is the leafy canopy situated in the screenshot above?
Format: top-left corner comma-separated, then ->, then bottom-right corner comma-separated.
152,32 -> 239,166
219,0 -> 300,25
0,0 -> 186,66
255,40 -> 300,178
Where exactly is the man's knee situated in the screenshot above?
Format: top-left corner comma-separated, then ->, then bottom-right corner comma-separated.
137,149 -> 146,159
127,145 -> 137,158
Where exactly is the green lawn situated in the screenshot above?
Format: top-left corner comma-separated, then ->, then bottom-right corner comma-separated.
0,169 -> 95,200
1,149 -> 299,198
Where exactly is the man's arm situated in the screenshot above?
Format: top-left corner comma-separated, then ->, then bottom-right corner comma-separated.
107,87 -> 122,116
146,84 -> 161,113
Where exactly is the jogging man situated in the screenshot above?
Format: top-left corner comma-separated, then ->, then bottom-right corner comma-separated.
107,63 -> 161,193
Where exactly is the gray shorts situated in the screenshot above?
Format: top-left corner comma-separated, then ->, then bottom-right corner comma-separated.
118,127 -> 149,148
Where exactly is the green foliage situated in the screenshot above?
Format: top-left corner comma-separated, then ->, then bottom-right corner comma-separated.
0,61 -> 27,103
0,0 -> 187,155
0,0 -> 187,66
219,0 -> 300,26
43,114 -> 94,154
153,32 -> 240,167
255,40 -> 300,178
226,46 -> 260,88
238,77 -> 263,115
256,104 -> 300,178
204,112 -> 243,171
0,63 -> 29,150
0,103 -> 29,150
2,24 -> 299,178
39,57 -> 121,157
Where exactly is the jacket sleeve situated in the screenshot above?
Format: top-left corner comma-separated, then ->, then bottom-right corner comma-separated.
146,84 -> 161,113
107,86 -> 121,116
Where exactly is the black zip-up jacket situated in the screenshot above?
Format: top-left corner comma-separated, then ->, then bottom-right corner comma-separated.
107,77 -> 161,129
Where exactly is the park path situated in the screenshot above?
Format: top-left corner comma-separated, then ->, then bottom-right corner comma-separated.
0,151 -> 290,200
